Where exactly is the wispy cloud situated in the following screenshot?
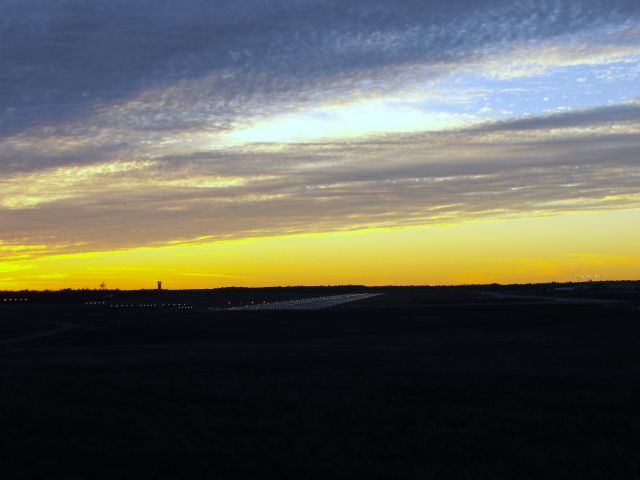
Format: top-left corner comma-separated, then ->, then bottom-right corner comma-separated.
2,104 -> 639,260
1,0 -> 639,262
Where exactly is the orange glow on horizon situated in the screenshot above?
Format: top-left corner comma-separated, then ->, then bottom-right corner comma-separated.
1,209 -> 639,290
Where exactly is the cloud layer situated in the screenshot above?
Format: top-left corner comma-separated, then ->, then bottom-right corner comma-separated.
1,0 -> 639,260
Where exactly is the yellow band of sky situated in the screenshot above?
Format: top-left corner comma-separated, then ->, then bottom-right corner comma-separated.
1,209 -> 638,290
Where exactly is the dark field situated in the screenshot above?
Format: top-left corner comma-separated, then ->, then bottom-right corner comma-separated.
2,285 -> 640,479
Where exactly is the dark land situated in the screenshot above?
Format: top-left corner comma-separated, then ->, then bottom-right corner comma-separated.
2,282 -> 640,479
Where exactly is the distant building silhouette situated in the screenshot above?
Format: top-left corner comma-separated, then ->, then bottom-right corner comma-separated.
157,281 -> 162,291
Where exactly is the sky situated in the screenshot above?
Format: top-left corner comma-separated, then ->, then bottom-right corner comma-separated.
1,0 -> 639,289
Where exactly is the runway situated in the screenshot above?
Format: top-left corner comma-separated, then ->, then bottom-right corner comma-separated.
229,293 -> 381,311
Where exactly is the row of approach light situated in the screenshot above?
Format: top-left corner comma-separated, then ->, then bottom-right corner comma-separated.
108,303 -> 193,309
207,300 -> 268,311
2,298 -> 28,302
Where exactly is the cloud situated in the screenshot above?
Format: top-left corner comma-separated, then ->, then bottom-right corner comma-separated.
1,0 -> 638,135
466,103 -> 640,133
1,104 -> 639,260
1,1 -> 640,262
0,160 -> 156,208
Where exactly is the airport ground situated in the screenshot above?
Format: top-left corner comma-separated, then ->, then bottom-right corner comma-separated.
1,284 -> 639,479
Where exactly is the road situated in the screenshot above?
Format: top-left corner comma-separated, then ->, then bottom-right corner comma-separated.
229,293 -> 382,311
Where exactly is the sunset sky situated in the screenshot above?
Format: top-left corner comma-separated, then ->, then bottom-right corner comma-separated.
1,0 -> 639,289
